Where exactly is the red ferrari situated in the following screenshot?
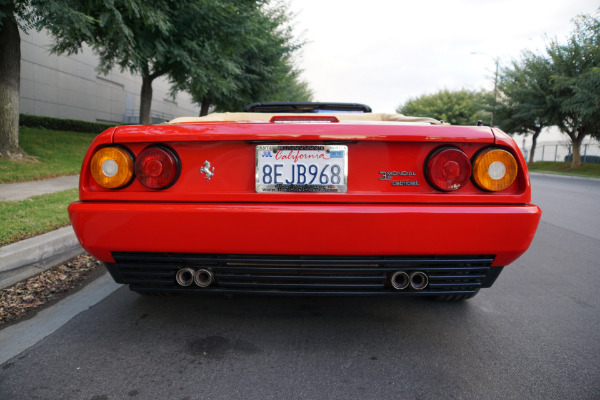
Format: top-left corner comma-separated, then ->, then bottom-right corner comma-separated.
68,103 -> 541,300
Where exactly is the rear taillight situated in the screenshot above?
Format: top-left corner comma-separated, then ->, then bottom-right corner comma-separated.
472,148 -> 518,191
90,147 -> 134,189
426,147 -> 471,191
134,146 -> 180,190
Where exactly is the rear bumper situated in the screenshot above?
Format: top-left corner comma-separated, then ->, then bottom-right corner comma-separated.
69,201 -> 540,295
69,202 -> 541,266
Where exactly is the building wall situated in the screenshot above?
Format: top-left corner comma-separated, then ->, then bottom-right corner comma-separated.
19,29 -> 199,124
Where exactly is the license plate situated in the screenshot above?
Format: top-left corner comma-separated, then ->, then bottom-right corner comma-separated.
256,145 -> 348,193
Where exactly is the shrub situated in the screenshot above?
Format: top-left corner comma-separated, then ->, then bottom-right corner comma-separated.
19,114 -> 115,134
564,154 -> 600,164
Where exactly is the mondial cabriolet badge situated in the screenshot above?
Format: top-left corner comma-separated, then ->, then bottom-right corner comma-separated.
379,170 -> 417,180
200,160 -> 215,181
379,170 -> 420,186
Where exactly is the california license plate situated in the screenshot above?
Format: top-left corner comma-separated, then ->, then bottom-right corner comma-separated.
256,145 -> 348,193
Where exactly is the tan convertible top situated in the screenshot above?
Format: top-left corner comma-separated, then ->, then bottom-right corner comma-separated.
167,112 -> 445,125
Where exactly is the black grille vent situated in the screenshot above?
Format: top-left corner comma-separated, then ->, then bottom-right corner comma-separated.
108,252 -> 500,296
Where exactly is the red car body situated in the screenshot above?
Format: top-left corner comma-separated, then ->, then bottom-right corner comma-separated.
68,112 -> 541,299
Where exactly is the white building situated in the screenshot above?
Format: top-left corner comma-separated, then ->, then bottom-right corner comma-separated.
19,29 -> 199,124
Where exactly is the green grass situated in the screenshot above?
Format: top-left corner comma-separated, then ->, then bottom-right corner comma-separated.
0,189 -> 78,247
527,161 -> 600,178
0,127 -> 95,184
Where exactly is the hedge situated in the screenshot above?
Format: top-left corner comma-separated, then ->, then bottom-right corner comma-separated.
19,114 -> 117,134
564,154 -> 600,164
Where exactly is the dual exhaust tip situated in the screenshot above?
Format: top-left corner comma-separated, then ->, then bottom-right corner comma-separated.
177,268 -> 427,291
390,271 -> 428,291
176,268 -> 214,287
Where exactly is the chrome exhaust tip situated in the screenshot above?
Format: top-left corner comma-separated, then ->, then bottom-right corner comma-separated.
194,268 -> 214,288
390,271 -> 410,290
176,268 -> 195,287
409,271 -> 429,290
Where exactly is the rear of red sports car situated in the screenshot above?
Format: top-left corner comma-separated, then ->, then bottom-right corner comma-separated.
68,112 -> 541,300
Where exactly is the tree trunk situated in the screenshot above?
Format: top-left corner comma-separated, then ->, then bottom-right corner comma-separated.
570,133 -> 585,168
200,97 -> 211,116
0,8 -> 24,159
139,73 -> 153,125
528,127 -> 542,164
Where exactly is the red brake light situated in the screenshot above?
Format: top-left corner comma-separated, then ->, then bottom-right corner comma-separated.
134,146 -> 180,190
426,147 -> 471,191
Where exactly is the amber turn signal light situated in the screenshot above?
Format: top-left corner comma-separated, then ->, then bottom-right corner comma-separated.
90,147 -> 134,189
472,148 -> 518,191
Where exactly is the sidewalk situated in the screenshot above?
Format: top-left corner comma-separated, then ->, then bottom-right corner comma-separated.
0,176 -> 83,290
0,175 -> 79,201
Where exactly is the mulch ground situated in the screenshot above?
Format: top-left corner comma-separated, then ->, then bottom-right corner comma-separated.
0,253 -> 103,326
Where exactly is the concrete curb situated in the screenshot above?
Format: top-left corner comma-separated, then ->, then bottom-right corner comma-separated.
0,226 -> 84,290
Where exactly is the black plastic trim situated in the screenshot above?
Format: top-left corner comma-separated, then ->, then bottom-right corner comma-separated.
244,102 -> 372,113
108,252 -> 501,296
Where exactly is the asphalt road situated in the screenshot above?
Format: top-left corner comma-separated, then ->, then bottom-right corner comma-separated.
1,174 -> 599,400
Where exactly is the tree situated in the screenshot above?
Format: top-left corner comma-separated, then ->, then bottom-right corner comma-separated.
493,52 -> 554,163
41,0 -> 271,124
396,89 -> 490,126
0,1 -> 76,159
40,0 -> 188,125
263,67 -> 313,104
0,1 -> 23,159
210,3 -> 313,111
545,13 -> 600,167
171,1 -> 311,115
0,0 -> 152,159
201,60 -> 313,115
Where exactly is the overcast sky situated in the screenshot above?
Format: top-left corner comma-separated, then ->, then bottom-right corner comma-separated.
288,0 -> 599,114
